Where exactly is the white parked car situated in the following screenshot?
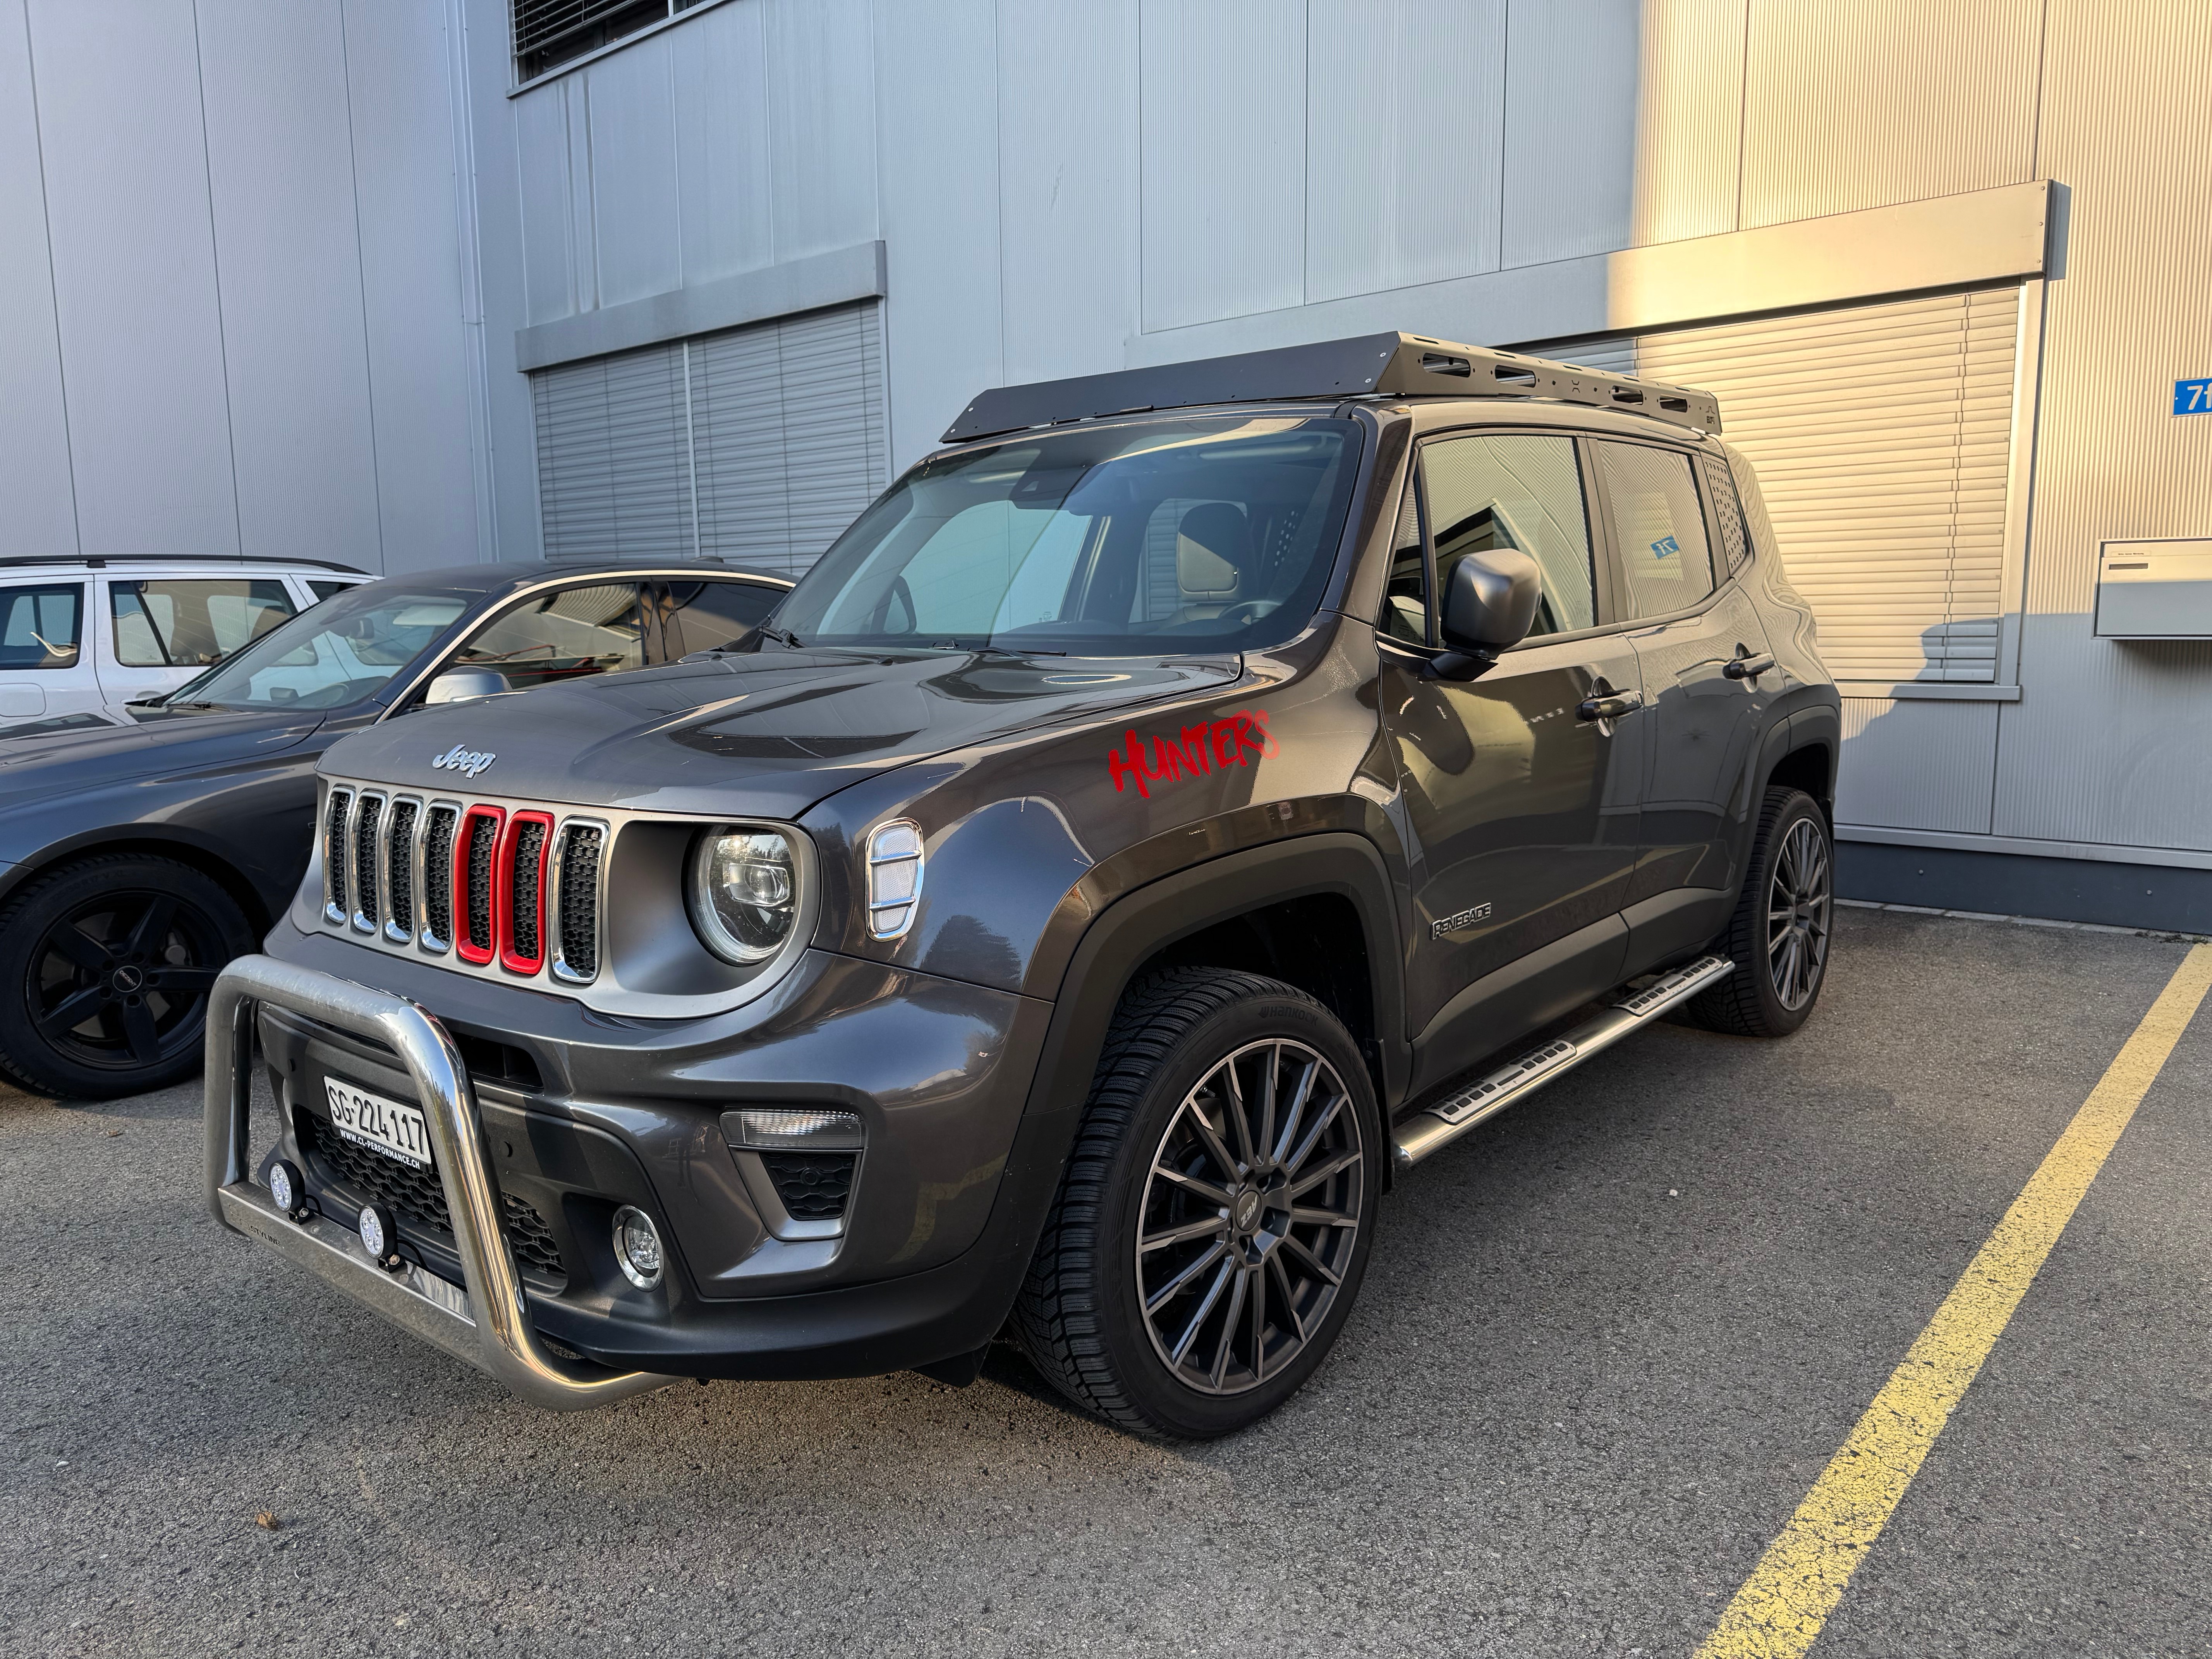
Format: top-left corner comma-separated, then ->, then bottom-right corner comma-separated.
0,555 -> 368,735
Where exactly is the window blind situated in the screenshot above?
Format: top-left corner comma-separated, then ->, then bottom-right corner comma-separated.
530,301 -> 887,579
1561,288 -> 2021,683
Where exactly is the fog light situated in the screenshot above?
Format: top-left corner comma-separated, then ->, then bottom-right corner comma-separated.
268,1158 -> 305,1218
611,1205 -> 664,1289
726,1107 -> 864,1150
357,1202 -> 403,1271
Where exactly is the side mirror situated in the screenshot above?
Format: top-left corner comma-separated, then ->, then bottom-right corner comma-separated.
422,668 -> 512,707
1439,547 -> 1542,656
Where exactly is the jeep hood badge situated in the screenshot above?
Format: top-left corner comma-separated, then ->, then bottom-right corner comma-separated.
431,743 -> 496,779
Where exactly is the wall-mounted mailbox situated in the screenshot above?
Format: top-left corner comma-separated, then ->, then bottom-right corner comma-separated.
2094,539 -> 2212,639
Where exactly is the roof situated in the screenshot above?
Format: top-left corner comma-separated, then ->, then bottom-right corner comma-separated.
0,553 -> 369,575
942,331 -> 1722,444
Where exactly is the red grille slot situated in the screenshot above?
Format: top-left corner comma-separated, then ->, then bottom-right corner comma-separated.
498,811 -> 555,974
454,805 -> 505,965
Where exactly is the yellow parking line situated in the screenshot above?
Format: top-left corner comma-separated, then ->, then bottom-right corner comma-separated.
1693,941 -> 2212,1659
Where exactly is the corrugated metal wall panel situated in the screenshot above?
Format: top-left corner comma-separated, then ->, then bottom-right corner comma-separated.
997,0 -> 1134,388
1837,697 -> 1998,832
763,0 -> 876,263
1306,0 -> 1504,303
0,0 -> 76,554
531,339 -> 693,562
1565,290 -> 2023,684
514,83 -> 576,326
583,37 -> 680,309
1138,0 -> 1304,331
1502,0 -> 1741,266
1987,0 -> 2212,855
1740,0 -> 2040,230
534,299 -> 884,576
671,0 -> 772,287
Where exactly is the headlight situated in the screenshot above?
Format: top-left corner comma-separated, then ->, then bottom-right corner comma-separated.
686,827 -> 799,964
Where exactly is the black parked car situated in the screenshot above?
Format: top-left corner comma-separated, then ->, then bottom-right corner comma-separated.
0,562 -> 787,1099
208,333 -> 1841,1438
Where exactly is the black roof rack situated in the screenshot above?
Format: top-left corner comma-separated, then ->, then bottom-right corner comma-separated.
941,331 -> 1721,444
0,553 -> 370,575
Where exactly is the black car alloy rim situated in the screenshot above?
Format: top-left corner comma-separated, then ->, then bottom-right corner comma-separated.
1135,1038 -> 1364,1396
1768,816 -> 1832,1011
30,890 -> 224,1071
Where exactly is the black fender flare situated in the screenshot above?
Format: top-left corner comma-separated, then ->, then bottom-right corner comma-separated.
958,832 -> 1408,1333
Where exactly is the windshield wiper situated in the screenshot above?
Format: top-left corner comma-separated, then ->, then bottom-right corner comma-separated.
941,641 -> 1068,659
757,624 -> 805,649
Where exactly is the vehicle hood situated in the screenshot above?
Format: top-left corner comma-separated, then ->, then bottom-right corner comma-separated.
0,707 -> 324,812
318,649 -> 1242,817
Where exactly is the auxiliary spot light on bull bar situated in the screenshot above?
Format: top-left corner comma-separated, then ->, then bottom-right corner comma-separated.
357,1203 -> 404,1273
864,820 -> 924,940
267,1158 -> 307,1221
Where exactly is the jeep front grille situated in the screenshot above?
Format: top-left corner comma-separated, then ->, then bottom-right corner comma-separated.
325,786 -> 608,987
322,786 -> 354,923
350,793 -> 383,934
421,805 -> 457,949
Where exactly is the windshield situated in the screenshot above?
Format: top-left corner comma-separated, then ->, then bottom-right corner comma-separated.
774,415 -> 1362,655
167,584 -> 472,710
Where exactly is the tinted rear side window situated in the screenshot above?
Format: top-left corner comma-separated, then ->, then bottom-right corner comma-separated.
1595,442 -> 1715,619
0,584 -> 81,670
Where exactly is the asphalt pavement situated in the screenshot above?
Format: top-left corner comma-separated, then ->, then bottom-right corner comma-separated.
4,908 -> 2208,1658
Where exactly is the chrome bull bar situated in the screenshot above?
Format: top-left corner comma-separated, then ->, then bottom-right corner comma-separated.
204,953 -> 675,1410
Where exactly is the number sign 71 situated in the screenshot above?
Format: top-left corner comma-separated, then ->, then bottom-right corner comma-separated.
2177,378 -> 2212,416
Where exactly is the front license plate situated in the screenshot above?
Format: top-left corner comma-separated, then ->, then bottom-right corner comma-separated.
324,1077 -> 433,1170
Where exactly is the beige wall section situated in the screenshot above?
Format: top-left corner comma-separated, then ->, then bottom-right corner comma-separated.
1738,0 -> 2042,229
1988,0 -> 2212,856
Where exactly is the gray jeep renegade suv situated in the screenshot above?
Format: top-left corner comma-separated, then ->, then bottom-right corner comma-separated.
206,333 -> 1841,1439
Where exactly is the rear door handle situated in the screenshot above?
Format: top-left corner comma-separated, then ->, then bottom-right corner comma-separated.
1577,689 -> 1644,721
1723,652 -> 1776,680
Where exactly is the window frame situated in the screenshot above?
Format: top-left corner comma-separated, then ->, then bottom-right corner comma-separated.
1581,432 -> 1741,630
1374,425 -> 1626,658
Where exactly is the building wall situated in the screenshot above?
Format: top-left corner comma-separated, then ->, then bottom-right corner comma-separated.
0,0 -> 489,576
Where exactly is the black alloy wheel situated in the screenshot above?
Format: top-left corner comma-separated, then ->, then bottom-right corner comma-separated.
1136,1037 -> 1365,1395
0,854 -> 253,1100
1684,786 -> 1834,1038
1767,812 -> 1832,1011
1015,968 -> 1382,1439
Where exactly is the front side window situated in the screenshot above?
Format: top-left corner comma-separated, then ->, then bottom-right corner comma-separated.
173,586 -> 472,710
1423,433 -> 1597,640
775,416 -> 1362,656
110,579 -> 295,668
0,584 -> 82,670
453,583 -> 650,690
1595,442 -> 1716,619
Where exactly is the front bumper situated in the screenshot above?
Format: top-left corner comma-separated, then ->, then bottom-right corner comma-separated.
206,948 -> 1071,1400
206,954 -> 673,1410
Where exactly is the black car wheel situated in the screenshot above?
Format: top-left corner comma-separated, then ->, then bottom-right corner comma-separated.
0,854 -> 253,1100
1014,968 -> 1381,1439
1684,786 -> 1834,1038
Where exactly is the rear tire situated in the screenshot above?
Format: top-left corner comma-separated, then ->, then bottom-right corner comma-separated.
1013,969 -> 1382,1439
0,854 -> 253,1100
1684,786 -> 1833,1038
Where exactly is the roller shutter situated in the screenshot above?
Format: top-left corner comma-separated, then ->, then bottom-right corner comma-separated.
530,300 -> 888,577
1559,289 -> 2022,684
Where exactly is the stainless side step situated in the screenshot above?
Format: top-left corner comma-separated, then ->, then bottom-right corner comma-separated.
1391,954 -> 1734,1170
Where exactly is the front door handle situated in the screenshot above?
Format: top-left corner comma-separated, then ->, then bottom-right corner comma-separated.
1578,689 -> 1644,721
1723,651 -> 1776,681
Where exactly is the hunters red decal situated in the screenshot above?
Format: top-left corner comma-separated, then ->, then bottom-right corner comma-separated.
1109,708 -> 1278,798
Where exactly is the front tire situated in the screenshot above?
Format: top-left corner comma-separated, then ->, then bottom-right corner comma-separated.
1014,969 -> 1382,1439
1685,786 -> 1834,1038
0,854 -> 253,1099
